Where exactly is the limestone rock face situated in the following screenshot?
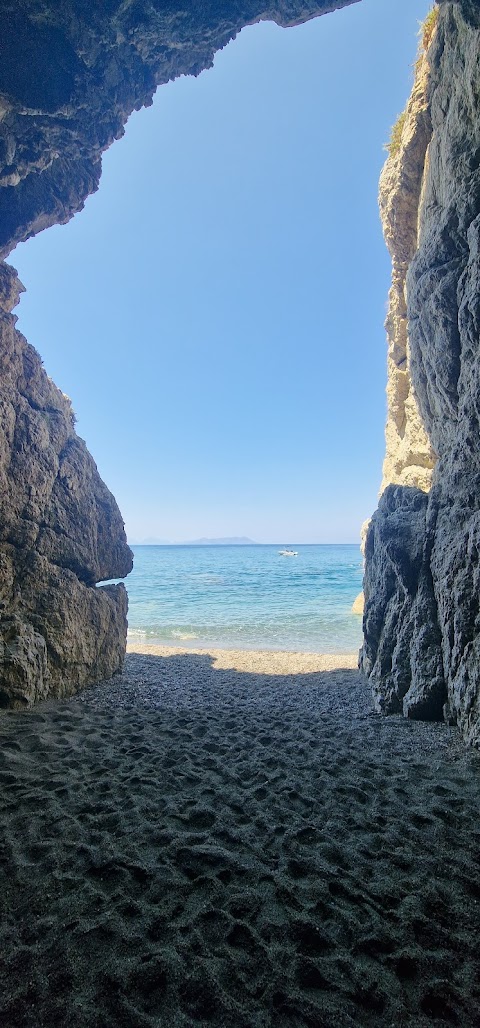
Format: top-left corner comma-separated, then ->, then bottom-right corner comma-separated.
0,265 -> 132,705
378,45 -> 435,496
363,1 -> 480,746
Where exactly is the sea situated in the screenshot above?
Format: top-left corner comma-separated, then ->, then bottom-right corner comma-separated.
124,544 -> 364,654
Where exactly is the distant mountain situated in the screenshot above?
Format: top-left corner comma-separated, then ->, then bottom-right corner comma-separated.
184,536 -> 256,546
128,536 -> 171,545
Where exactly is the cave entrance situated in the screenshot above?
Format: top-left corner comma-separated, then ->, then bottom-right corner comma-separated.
9,1 -> 428,653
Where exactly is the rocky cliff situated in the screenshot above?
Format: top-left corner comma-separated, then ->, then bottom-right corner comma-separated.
0,262 -> 132,706
378,26 -> 436,496
362,0 -> 480,746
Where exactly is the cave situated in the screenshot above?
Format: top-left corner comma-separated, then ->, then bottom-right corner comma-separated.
1,0 -> 480,744
2,4 -> 480,1026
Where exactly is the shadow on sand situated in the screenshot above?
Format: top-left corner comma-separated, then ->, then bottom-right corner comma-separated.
0,651 -> 479,1027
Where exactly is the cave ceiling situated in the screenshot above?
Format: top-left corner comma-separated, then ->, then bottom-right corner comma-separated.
0,0 -> 363,259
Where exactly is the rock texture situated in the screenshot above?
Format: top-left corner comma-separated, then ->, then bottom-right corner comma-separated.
362,1 -> 480,746
378,40 -> 436,496
0,264 -> 132,706
0,0 -> 358,705
362,485 -> 445,723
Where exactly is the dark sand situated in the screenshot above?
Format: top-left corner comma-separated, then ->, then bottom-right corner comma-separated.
1,648 -> 480,1027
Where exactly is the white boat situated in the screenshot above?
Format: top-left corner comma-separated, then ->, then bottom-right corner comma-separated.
279,548 -> 298,556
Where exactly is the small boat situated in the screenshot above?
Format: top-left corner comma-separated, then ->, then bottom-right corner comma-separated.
279,548 -> 298,556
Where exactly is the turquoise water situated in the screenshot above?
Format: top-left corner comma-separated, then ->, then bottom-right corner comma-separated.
125,544 -> 363,653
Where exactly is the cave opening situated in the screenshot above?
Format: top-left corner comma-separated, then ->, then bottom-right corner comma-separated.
11,2 -> 426,550
0,0 -> 438,684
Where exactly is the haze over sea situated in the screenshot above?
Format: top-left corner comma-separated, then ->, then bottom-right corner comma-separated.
126,544 -> 363,653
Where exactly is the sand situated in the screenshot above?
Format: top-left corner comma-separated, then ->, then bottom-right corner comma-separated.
1,647 -> 479,1028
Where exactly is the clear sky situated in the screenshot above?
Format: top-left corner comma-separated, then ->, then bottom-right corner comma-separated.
12,0 -> 431,544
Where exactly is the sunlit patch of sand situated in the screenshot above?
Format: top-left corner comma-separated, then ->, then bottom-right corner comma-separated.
126,642 -> 359,675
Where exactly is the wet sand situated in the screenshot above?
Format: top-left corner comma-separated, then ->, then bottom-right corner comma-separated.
1,647 -> 479,1027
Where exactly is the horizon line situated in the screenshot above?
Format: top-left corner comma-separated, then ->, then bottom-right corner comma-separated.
128,541 -> 361,547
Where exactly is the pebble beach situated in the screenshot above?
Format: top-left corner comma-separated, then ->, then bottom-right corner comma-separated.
1,646 -> 480,1027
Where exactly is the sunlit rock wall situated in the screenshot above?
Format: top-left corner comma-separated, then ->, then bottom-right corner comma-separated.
362,0 -> 480,746
378,40 -> 436,496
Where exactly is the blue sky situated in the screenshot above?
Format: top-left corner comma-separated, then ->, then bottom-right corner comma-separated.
12,0 -> 431,544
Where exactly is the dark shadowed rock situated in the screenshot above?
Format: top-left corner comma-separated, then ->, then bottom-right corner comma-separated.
361,486 -> 446,722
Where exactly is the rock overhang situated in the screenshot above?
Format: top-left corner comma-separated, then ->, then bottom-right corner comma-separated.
0,0 -> 361,259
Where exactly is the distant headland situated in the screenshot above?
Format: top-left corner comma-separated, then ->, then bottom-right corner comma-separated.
129,536 -> 257,546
